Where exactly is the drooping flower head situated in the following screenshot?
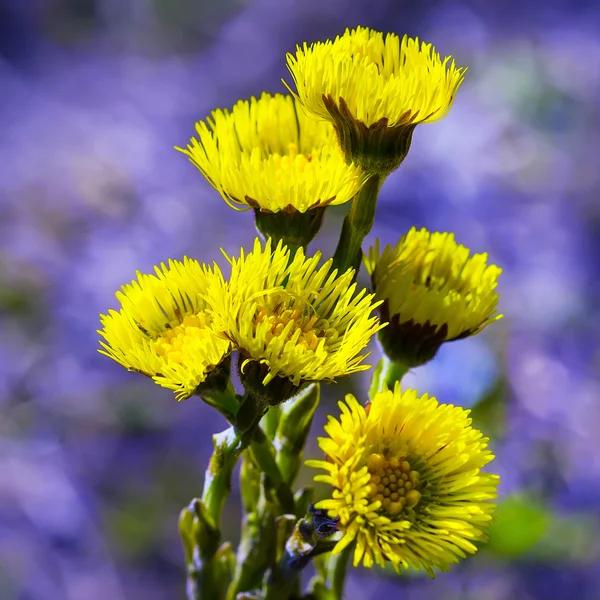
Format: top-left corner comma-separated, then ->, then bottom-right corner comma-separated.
364,227 -> 502,368
219,238 -> 382,404
98,258 -> 231,400
308,385 -> 499,574
176,93 -> 366,249
286,27 -> 467,174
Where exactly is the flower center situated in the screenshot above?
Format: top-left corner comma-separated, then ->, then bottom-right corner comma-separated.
270,143 -> 314,175
154,313 -> 213,365
255,303 -> 322,351
366,452 -> 422,517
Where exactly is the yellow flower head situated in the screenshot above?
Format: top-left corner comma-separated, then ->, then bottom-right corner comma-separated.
287,27 -> 466,128
285,27 -> 466,173
308,385 -> 499,574
220,238 -> 382,397
364,227 -> 502,367
98,258 -> 231,400
176,92 -> 364,213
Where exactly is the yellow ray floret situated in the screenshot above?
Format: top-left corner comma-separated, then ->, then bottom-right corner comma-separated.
307,385 -> 499,574
219,238 -> 383,386
98,258 -> 231,400
364,227 -> 502,340
176,92 -> 365,213
286,27 -> 466,128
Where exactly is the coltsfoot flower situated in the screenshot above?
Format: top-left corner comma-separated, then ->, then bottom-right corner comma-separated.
219,238 -> 382,404
177,93 -> 366,249
364,227 -> 502,368
98,258 -> 231,400
308,385 -> 499,574
286,27 -> 466,174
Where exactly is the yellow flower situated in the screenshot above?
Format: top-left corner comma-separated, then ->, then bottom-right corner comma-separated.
287,27 -> 466,128
285,27 -> 466,173
176,92 -> 364,214
219,238 -> 382,400
308,385 -> 499,574
364,227 -> 502,367
98,258 -> 231,400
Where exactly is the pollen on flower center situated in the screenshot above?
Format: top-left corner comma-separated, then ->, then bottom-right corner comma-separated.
255,303 -> 324,352
154,313 -> 214,365
366,452 -> 422,517
270,143 -> 314,176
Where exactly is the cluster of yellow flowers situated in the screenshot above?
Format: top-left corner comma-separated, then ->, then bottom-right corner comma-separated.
98,26 -> 502,589
99,239 -> 381,400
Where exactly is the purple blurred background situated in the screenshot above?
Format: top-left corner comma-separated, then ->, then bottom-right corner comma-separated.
1,1 -> 599,599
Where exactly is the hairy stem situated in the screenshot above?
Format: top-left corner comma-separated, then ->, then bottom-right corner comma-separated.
250,432 -> 296,514
186,393 -> 267,600
201,379 -> 240,424
202,428 -> 246,524
331,174 -> 382,278
327,544 -> 353,600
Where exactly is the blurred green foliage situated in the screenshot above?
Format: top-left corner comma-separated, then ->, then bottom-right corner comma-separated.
105,485 -> 166,560
487,495 -> 550,558
469,377 -> 507,445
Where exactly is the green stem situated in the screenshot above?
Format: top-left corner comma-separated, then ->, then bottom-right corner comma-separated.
382,355 -> 409,391
185,395 -> 267,600
202,379 -> 240,424
226,489 -> 277,600
275,383 -> 320,489
200,395 -> 269,527
250,433 -> 296,514
331,174 -> 383,278
326,544 -> 353,600
262,404 -> 281,440
201,428 -> 245,524
224,420 -> 296,599
239,451 -> 261,515
181,500 -> 229,600
182,427 -> 246,600
369,356 -> 409,398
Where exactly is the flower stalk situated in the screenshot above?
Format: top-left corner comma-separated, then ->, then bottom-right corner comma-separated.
331,174 -> 382,277
250,430 -> 296,514
198,373 -> 239,424
183,393 -> 269,600
323,544 -> 353,600
181,428 -> 246,599
227,480 -> 278,599
368,355 -> 409,399
202,427 -> 246,524
274,383 -> 320,487
180,500 -> 235,600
